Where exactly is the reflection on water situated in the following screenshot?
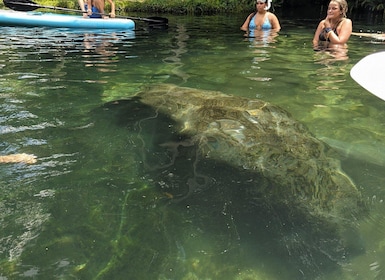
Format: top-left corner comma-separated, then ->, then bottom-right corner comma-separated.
241,30 -> 279,84
313,40 -> 350,63
163,24 -> 190,81
0,16 -> 385,279
245,29 -> 279,45
313,50 -> 350,93
82,32 -> 124,73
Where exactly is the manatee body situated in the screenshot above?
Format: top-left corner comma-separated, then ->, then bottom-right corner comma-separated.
133,84 -> 366,224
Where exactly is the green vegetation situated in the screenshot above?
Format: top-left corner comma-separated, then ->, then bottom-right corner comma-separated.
1,0 -> 384,18
49,0 -> 260,14
121,0 -> 257,14
359,0 -> 385,11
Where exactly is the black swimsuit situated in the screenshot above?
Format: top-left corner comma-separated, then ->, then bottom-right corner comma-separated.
319,19 -> 342,41
319,27 -> 338,41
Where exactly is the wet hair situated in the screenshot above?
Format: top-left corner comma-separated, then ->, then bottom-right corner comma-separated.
330,0 -> 348,18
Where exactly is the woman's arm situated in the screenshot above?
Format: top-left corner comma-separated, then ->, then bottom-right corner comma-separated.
328,19 -> 352,44
269,13 -> 281,31
312,20 -> 325,47
240,14 -> 252,31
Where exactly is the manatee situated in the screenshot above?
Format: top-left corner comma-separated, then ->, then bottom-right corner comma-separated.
103,83 -> 367,234
320,136 -> 385,167
124,84 -> 366,224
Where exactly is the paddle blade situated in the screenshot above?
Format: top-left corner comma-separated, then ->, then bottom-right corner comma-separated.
3,0 -> 39,11
350,51 -> 385,101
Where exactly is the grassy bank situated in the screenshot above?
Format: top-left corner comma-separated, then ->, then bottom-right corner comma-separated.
120,0 -> 255,14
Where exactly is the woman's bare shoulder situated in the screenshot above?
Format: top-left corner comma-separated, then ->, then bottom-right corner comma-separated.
338,18 -> 352,29
342,18 -> 352,25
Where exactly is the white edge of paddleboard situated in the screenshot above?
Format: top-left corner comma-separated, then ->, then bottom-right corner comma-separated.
350,51 -> 385,101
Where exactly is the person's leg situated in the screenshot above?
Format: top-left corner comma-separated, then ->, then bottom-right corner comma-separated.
78,0 -> 85,11
87,0 -> 104,18
92,0 -> 105,14
78,0 -> 89,18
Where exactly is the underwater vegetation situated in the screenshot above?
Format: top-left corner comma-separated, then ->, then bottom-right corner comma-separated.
1,83 -> 369,279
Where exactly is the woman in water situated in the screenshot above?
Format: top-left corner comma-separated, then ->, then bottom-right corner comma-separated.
240,0 -> 281,32
313,0 -> 352,50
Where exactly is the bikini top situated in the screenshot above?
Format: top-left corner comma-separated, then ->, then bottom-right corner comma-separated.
248,13 -> 272,30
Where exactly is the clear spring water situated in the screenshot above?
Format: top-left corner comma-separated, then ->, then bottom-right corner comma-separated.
0,13 -> 385,279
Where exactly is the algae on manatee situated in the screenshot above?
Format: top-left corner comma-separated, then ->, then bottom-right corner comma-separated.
124,84 -> 367,226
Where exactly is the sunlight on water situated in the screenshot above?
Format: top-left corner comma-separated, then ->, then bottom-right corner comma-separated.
0,15 -> 384,279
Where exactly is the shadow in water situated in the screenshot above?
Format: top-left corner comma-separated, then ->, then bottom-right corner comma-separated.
91,95 -> 368,279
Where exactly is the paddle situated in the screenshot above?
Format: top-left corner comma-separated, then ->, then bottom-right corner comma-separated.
3,0 -> 168,25
350,51 -> 385,101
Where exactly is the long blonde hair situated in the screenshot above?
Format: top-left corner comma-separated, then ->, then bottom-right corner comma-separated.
330,0 -> 348,18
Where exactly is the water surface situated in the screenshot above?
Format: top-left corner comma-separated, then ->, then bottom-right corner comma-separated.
1,14 -> 385,279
